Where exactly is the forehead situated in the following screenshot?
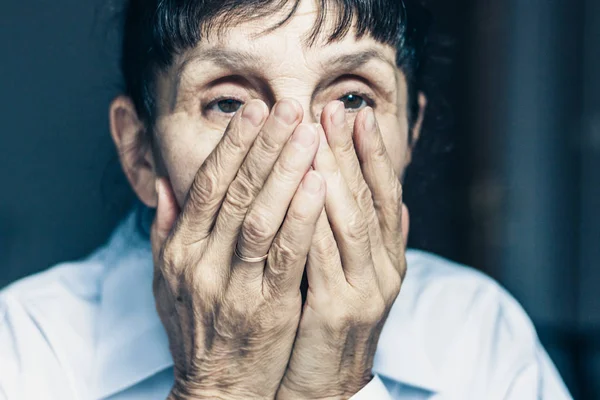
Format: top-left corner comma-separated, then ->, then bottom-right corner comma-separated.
173,0 -> 398,76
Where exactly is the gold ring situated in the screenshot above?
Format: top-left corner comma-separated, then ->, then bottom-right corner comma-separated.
234,246 -> 268,263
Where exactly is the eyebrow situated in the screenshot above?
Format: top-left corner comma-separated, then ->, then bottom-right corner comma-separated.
320,49 -> 396,72
171,48 -> 395,110
186,48 -> 263,71
171,49 -> 262,109
175,49 -> 261,83
312,49 -> 397,97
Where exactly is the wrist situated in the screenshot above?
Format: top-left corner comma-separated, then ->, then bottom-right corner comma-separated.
169,382 -> 263,400
276,388 -> 345,400
169,366 -> 280,400
276,372 -> 372,400
276,382 -> 352,400
169,389 -> 258,400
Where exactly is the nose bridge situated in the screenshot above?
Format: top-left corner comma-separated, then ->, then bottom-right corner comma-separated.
270,80 -> 318,124
276,93 -> 316,124
300,100 -> 318,125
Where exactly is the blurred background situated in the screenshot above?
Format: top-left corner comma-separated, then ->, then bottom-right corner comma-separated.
0,0 -> 598,397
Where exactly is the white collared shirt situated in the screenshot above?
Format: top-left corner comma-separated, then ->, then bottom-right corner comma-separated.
0,209 -> 572,399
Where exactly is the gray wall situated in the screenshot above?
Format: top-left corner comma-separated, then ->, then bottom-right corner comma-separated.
466,1 -> 600,397
580,0 -> 600,394
0,0 -> 135,288
499,1 -> 596,396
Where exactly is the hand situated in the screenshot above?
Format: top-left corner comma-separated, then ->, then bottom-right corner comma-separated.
277,101 -> 409,399
151,99 -> 326,399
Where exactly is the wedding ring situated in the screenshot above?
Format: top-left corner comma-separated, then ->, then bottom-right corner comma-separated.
234,246 -> 268,263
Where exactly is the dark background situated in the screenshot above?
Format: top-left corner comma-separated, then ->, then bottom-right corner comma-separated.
0,0 -> 598,397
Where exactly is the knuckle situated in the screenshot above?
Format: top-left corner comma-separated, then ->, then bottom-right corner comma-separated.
224,179 -> 255,213
374,182 -> 402,214
371,293 -> 387,316
220,294 -> 247,319
388,274 -> 402,298
242,211 -> 276,246
272,157 -> 301,185
223,127 -> 249,154
181,264 -> 218,299
255,131 -> 283,156
285,203 -> 312,227
238,161 -> 261,187
160,238 -> 184,276
356,184 -> 374,209
160,248 -> 177,275
362,294 -> 387,323
323,292 -> 388,332
328,306 -> 354,332
271,236 -> 303,264
373,140 -> 388,160
312,230 -> 338,257
346,292 -> 386,327
344,212 -> 369,243
336,138 -> 356,159
189,168 -> 220,207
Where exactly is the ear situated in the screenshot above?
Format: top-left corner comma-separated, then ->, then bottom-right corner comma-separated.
109,96 -> 158,208
404,92 -> 427,167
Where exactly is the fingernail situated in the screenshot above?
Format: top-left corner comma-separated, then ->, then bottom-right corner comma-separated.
242,100 -> 266,127
274,100 -> 299,125
292,124 -> 316,147
331,101 -> 345,127
364,107 -> 375,131
302,171 -> 323,194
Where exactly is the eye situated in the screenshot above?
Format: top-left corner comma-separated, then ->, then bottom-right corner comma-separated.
207,98 -> 244,114
339,93 -> 367,110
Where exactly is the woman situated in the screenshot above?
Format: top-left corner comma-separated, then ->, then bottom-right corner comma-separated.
0,0 -> 572,399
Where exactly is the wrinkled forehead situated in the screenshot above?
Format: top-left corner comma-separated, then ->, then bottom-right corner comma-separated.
172,0 -> 398,74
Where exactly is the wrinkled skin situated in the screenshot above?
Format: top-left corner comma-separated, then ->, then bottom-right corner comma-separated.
109,1 -> 425,398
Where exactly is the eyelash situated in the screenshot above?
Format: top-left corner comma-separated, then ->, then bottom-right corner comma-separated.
204,95 -> 246,114
203,90 -> 377,115
339,91 -> 376,111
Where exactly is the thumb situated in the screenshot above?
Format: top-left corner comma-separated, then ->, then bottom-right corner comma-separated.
151,178 -> 180,264
401,203 -> 410,248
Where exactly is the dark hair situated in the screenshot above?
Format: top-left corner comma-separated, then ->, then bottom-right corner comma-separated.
119,0 -> 431,135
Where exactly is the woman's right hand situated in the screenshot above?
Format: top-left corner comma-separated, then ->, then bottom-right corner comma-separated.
150,99 -> 325,400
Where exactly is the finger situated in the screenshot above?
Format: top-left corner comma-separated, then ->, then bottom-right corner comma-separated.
353,107 -> 404,268
151,178 -> 180,267
313,125 -> 374,286
320,101 -> 384,252
263,170 -> 326,297
229,123 -> 319,284
176,99 -> 269,241
150,179 -> 187,374
211,99 -> 303,252
151,178 -> 181,319
306,208 -> 345,294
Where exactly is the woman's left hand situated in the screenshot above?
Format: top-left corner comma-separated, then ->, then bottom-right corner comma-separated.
276,101 -> 410,400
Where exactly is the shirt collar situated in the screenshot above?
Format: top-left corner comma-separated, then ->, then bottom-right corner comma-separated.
93,207 -> 440,398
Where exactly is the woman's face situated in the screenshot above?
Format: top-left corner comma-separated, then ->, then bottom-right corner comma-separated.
111,0 -> 424,207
